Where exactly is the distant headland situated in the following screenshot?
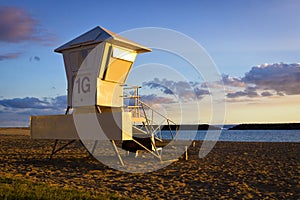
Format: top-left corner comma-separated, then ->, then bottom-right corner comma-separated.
161,124 -> 221,130
161,123 -> 300,130
229,123 -> 300,130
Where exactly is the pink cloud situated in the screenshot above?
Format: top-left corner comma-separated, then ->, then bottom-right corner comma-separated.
0,52 -> 22,61
140,94 -> 175,105
0,6 -> 56,44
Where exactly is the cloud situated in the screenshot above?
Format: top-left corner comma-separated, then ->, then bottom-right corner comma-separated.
141,63 -> 299,102
224,63 -> 300,99
29,56 -> 40,62
144,81 -> 174,95
277,92 -> 285,96
261,91 -> 273,97
143,78 -> 210,101
0,95 -> 67,127
0,6 -> 56,45
193,87 -> 210,97
124,94 -> 175,107
0,95 -> 67,111
222,74 -> 245,87
140,94 -> 175,105
0,52 -> 22,61
227,87 -> 258,98
50,95 -> 67,109
242,63 -> 300,95
0,97 -> 51,109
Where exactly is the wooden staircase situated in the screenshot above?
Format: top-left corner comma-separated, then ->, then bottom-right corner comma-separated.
122,85 -> 178,157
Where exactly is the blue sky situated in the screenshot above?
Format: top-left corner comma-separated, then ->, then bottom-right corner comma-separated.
0,0 -> 300,126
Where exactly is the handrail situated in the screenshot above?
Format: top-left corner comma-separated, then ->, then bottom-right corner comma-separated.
123,87 -> 178,140
138,99 -> 177,126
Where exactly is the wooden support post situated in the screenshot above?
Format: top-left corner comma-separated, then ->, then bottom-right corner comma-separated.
50,139 -> 59,159
91,140 -> 98,154
111,140 -> 124,166
50,140 -> 76,159
185,146 -> 188,161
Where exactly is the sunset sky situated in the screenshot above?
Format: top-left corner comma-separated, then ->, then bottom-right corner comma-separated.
0,0 -> 300,126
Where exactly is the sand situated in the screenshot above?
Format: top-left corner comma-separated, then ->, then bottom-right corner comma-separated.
0,128 -> 299,199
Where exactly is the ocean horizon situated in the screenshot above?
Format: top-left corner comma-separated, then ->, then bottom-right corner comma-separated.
162,129 -> 300,143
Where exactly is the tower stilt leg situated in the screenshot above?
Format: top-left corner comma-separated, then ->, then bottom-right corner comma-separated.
111,140 -> 124,166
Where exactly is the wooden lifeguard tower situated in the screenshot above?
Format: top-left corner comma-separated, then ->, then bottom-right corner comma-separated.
30,26 -> 177,165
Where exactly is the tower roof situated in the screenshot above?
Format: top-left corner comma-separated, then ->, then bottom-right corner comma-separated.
55,26 -> 151,53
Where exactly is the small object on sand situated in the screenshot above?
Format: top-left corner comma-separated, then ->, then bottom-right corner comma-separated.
185,146 -> 188,160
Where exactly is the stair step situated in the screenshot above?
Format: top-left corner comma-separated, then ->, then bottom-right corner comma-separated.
127,106 -> 141,108
132,117 -> 146,123
122,96 -> 141,99
132,126 -> 148,135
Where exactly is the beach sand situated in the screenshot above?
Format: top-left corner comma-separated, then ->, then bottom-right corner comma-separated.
0,128 -> 299,199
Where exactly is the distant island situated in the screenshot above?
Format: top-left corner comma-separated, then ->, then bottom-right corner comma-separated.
161,124 -> 221,130
160,123 -> 300,130
229,123 -> 300,130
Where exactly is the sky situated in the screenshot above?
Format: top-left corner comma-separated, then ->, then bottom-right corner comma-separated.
0,0 -> 300,126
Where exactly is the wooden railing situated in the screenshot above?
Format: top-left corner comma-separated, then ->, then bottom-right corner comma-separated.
123,86 -> 178,141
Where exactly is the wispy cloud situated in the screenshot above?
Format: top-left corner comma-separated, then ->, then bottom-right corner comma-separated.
227,87 -> 258,98
0,52 -> 22,61
0,6 -> 56,45
140,94 -> 175,105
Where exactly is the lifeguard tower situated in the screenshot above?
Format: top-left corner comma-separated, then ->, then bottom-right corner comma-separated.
30,26 -> 177,165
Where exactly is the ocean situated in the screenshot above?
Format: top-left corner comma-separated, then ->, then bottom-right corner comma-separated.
161,129 -> 300,142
